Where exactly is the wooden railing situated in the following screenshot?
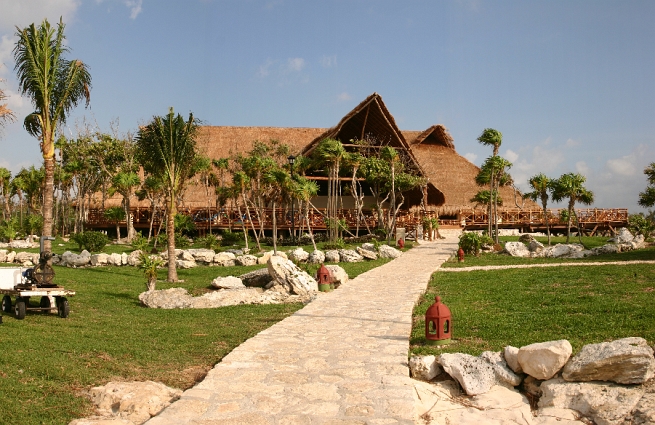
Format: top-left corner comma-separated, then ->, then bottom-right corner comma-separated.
85,207 -> 629,234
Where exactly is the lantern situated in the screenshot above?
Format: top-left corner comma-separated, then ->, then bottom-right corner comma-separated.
425,296 -> 452,345
397,238 -> 405,249
457,248 -> 465,263
316,264 -> 332,292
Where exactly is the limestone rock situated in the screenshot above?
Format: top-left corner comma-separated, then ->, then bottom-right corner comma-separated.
10,239 -> 35,249
175,259 -> 196,269
593,244 -> 621,255
177,250 -> 194,262
324,250 -> 340,263
439,353 -> 496,396
257,250 -> 288,265
630,392 -> 655,425
238,268 -> 273,288
338,249 -> 363,263
360,243 -> 376,252
0,249 -> 6,262
522,375 -> 543,398
88,380 -> 181,424
608,227 -> 634,244
545,244 -> 584,258
287,247 -> 309,263
518,234 -> 535,243
518,339 -> 572,380
91,253 -> 110,266
15,251 -> 40,266
378,244 -> 402,259
62,250 -> 91,267
6,250 -> 15,264
503,345 -> 523,374
186,248 -> 216,264
139,288 -> 192,309
480,351 -> 522,387
325,265 -> 348,288
267,255 -> 318,296
356,246 -> 378,260
529,239 -> 545,253
127,250 -> 143,267
109,253 -> 123,266
213,252 -> 236,267
235,254 -> 258,266
211,276 -> 245,290
189,288 -> 274,308
632,234 -> 646,249
538,377 -> 644,425
504,241 -> 530,257
562,337 -> 655,384
307,250 -> 325,264
409,355 -> 442,381
121,252 -> 128,265
69,417 -> 136,425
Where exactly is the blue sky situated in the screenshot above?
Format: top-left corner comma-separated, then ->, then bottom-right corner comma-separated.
0,0 -> 653,213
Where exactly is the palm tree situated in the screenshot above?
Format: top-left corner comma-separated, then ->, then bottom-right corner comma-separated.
639,163 -> 655,208
293,177 -> 319,251
550,173 -> 594,243
314,138 -> 346,242
136,175 -> 164,243
103,206 -> 125,242
477,128 -> 503,236
135,108 -> 200,282
475,155 -> 512,243
13,18 -> 91,252
0,168 -> 12,220
110,171 -> 140,242
0,83 -> 16,131
524,173 -> 553,245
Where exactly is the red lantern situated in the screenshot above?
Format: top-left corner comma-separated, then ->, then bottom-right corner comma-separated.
316,264 -> 332,292
425,296 -> 452,345
397,238 -> 405,249
457,248 -> 465,263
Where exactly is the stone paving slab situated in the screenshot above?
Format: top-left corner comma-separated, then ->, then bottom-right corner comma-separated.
145,238 -> 459,425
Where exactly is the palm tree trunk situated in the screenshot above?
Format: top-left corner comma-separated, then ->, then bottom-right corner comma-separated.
272,200 -> 277,254
566,200 -> 574,243
43,157 -> 55,252
166,195 -> 178,282
543,202 -> 551,245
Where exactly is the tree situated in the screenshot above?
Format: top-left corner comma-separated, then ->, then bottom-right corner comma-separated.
476,128 -> 503,237
0,168 -> 12,220
104,206 -> 125,243
638,163 -> 655,208
551,173 -> 594,243
13,18 -> 91,252
110,171 -> 140,242
475,155 -> 512,243
0,81 -> 16,132
314,139 -> 346,242
135,107 -> 200,282
524,173 -> 553,245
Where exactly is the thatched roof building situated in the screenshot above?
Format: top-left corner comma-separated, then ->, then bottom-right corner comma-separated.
99,92 -> 528,215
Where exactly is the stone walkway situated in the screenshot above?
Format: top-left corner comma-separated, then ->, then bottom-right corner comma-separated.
145,236 -> 459,425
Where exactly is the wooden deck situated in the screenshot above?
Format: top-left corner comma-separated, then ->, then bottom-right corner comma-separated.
84,207 -> 629,237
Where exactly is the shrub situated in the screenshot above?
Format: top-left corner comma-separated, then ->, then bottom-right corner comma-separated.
197,234 -> 220,250
174,213 -> 196,236
0,218 -> 19,242
139,252 -> 163,291
175,233 -> 191,249
131,234 -> 149,252
71,231 -> 109,252
458,231 -> 482,256
628,213 -> 655,237
220,230 -> 245,246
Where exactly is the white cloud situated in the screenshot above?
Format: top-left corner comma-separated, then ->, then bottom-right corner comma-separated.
606,154 -> 638,177
575,161 -> 589,175
337,92 -> 351,102
503,149 -> 518,163
285,57 -> 305,72
464,153 -> 478,164
320,55 -> 337,68
565,138 -> 580,148
0,0 -> 81,33
0,35 -> 13,77
124,0 -> 143,19
257,59 -> 274,78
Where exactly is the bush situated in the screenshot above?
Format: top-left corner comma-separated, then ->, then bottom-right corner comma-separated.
628,213 -> 655,237
0,218 -> 19,242
131,234 -> 149,252
174,213 -> 196,236
71,231 -> 109,252
458,232 -> 483,256
197,234 -> 220,250
220,230 -> 246,246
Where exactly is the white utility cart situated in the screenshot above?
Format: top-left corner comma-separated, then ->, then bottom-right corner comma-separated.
0,236 -> 75,320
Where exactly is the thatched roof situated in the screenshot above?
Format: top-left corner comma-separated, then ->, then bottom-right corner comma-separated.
97,93 -> 534,213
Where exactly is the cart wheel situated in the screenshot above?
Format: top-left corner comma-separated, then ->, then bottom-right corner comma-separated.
57,297 -> 70,318
1,295 -> 11,313
39,296 -> 51,311
15,298 -> 26,320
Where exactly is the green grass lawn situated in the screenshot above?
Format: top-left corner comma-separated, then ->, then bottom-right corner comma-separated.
0,255 -> 389,425
411,260 -> 655,357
